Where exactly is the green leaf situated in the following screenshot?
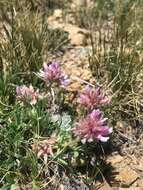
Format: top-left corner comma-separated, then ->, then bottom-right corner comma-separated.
1,184 -> 11,190
52,113 -> 72,130
32,180 -> 40,190
74,151 -> 79,158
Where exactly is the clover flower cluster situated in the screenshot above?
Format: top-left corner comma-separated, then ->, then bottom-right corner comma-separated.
73,109 -> 112,143
16,85 -> 40,105
16,61 -> 69,105
16,60 -> 112,159
37,61 -> 69,87
79,86 -> 110,110
16,61 -> 69,160
73,85 -> 112,143
31,138 -> 56,162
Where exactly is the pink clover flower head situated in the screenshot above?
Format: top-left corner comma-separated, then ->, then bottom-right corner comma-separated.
79,85 -> 110,109
16,85 -> 40,105
37,61 -> 69,87
32,138 -> 55,162
72,109 -> 112,143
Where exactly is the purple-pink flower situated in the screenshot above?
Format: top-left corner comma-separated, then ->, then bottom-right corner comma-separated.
37,61 -> 69,87
72,109 -> 112,143
16,85 -> 40,105
79,86 -> 110,109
